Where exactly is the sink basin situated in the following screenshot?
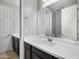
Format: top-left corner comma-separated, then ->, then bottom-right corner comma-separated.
34,37 -> 56,47
24,35 -> 56,47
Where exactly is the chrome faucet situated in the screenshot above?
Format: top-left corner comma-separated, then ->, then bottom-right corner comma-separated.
47,36 -> 52,42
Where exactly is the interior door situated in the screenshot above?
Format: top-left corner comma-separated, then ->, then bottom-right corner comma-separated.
0,4 -> 12,53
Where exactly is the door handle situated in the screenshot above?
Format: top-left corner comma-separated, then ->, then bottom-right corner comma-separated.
8,35 -> 10,36
6,35 -> 10,37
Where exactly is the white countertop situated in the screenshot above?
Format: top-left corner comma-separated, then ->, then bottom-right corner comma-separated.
12,33 -> 79,59
12,33 -> 20,38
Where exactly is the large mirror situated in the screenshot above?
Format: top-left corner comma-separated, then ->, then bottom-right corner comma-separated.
37,0 -> 78,40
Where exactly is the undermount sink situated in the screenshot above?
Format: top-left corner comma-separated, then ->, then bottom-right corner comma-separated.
24,35 -> 56,47
34,37 -> 56,47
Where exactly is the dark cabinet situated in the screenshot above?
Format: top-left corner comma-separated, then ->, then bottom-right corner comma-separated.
25,48 -> 30,59
15,38 -> 19,55
12,36 -> 16,51
32,53 -> 41,59
24,42 -> 59,59
32,47 -> 58,59
12,36 -> 20,56
32,46 -> 49,59
24,42 -> 31,59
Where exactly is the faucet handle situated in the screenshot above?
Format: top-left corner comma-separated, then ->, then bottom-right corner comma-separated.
48,37 -> 52,42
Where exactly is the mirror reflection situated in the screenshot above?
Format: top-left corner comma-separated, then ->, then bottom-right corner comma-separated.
37,0 -> 78,40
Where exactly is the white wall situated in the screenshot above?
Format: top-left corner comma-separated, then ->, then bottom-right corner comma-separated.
23,0 -> 37,36
62,5 -> 77,40
12,7 -> 20,33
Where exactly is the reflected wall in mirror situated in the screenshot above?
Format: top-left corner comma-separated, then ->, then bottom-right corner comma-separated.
37,0 -> 78,40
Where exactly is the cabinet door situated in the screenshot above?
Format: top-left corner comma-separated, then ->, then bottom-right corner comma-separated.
32,53 -> 42,59
12,36 -> 15,51
12,36 -> 20,56
32,47 -> 49,59
25,48 -> 30,59
16,39 -> 19,56
49,55 -> 59,59
15,38 -> 19,55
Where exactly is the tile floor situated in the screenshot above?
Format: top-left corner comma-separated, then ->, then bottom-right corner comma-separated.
0,50 -> 19,59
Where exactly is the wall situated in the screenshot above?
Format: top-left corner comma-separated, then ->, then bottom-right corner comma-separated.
23,0 -> 37,36
62,5 -> 77,40
12,7 -> 20,33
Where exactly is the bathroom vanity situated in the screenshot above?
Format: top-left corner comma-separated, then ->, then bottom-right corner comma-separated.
12,33 -> 79,59
24,36 -> 79,59
24,42 -> 59,59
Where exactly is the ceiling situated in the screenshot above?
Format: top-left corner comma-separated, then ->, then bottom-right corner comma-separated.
0,0 -> 20,7
0,0 -> 77,10
48,0 -> 77,11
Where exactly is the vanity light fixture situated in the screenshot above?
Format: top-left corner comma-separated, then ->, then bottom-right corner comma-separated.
42,0 -> 59,8
42,0 -> 48,2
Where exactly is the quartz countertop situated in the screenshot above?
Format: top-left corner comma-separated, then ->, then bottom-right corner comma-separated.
12,33 -> 20,38
12,33 -> 79,59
